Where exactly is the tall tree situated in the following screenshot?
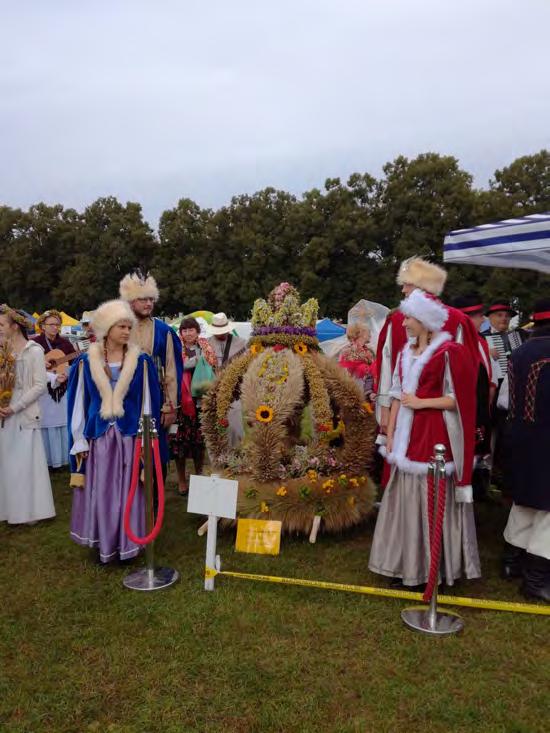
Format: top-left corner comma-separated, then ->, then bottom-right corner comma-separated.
207,188 -> 303,319
298,174 -> 381,318
154,198 -> 213,316
0,203 -> 80,312
491,149 -> 550,213
55,197 -> 156,314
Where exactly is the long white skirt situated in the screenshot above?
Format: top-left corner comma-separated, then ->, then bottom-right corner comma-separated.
0,414 -> 56,524
369,469 -> 481,586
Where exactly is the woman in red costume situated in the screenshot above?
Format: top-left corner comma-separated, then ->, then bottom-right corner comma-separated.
369,288 -> 481,588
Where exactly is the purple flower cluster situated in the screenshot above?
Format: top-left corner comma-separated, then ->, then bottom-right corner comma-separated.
253,326 -> 317,337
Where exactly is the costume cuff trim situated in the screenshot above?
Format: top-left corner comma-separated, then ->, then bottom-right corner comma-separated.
70,473 -> 86,488
455,485 -> 473,503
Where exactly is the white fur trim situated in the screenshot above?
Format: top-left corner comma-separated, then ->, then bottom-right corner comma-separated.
384,331 -> 452,475
119,273 -> 160,302
379,445 -> 455,476
396,257 -> 447,296
88,342 -> 141,419
455,485 -> 473,503
400,289 -> 449,332
92,300 -> 137,341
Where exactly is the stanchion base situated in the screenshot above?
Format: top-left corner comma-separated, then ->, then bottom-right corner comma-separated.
401,606 -> 464,636
123,566 -> 179,592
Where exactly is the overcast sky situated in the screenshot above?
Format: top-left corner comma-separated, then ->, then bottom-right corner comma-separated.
1,0 -> 549,227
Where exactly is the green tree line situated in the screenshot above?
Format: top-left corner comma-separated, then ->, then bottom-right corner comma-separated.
1,150 -> 549,320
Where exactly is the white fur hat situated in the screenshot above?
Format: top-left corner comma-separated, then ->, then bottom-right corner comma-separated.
119,272 -> 160,302
92,299 -> 137,341
400,289 -> 449,332
396,257 -> 447,296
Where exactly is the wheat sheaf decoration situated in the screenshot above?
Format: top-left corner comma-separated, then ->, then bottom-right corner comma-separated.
201,283 -> 377,537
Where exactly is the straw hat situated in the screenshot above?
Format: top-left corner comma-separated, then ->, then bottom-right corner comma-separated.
209,312 -> 233,336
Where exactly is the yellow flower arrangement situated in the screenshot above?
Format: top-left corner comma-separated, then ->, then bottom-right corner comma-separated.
349,477 -> 359,488
255,405 -> 274,423
294,342 -> 308,356
321,479 -> 334,490
260,501 -> 270,513
250,343 -> 264,356
306,469 -> 317,482
276,363 -> 289,385
276,486 -> 288,497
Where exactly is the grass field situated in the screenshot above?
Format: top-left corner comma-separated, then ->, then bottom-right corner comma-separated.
1,470 -> 549,733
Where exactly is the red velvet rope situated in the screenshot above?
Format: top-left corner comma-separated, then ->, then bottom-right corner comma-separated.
423,470 -> 447,603
123,434 -> 165,546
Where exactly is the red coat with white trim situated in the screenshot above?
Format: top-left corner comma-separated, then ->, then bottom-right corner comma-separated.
375,298 -> 480,415
385,335 -> 477,490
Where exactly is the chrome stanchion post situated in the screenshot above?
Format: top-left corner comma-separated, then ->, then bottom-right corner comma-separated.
143,413 -> 155,583
123,414 -> 179,591
401,443 -> 464,636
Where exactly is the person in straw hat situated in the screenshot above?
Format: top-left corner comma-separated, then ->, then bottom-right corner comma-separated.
206,312 -> 246,371
67,299 -> 161,563
207,313 -> 246,447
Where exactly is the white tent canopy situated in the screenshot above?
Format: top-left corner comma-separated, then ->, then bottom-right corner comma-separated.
443,212 -> 550,273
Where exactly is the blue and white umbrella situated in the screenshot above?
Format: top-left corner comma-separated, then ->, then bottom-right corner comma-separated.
443,212 -> 550,273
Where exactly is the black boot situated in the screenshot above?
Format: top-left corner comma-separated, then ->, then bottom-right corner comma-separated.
521,553 -> 550,603
501,542 -> 525,580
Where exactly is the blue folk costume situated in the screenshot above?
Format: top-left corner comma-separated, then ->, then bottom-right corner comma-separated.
151,318 -> 183,461
68,332 -> 161,562
119,272 -> 183,464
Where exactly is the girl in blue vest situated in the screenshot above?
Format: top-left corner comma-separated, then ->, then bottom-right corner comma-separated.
68,299 -> 160,563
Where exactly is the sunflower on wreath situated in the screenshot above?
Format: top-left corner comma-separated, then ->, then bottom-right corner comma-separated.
255,405 -> 274,423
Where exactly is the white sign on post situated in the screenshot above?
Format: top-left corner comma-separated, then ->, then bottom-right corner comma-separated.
187,474 -> 238,520
187,474 -> 239,592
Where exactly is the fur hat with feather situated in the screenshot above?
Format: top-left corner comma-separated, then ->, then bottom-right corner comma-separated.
119,270 -> 160,302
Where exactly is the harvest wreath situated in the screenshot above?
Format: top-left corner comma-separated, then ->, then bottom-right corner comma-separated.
201,283 -> 377,537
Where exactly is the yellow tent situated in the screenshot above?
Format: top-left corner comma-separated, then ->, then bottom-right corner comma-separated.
60,312 -> 79,326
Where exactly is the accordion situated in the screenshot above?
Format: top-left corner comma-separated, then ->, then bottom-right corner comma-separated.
485,330 -> 524,381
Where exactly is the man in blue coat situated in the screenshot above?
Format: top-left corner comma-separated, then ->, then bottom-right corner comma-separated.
119,271 -> 183,466
500,298 -> 550,602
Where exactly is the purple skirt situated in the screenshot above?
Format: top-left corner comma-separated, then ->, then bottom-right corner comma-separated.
70,426 -> 145,563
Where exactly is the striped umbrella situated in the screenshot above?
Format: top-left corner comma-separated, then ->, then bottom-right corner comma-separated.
444,212 -> 550,273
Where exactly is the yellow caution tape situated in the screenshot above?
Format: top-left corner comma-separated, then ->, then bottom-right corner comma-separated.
204,567 -> 550,616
